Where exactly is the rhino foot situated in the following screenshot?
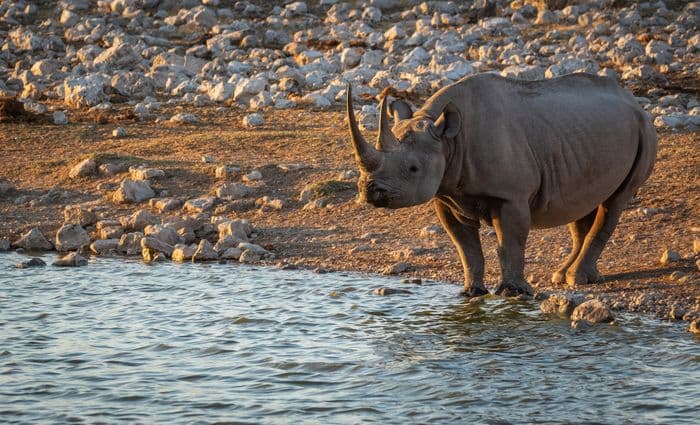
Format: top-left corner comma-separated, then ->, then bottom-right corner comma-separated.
565,267 -> 603,286
551,270 -> 566,284
461,285 -> 489,297
494,279 -> 534,298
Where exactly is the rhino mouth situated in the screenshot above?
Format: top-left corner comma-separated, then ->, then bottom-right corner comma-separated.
362,180 -> 396,208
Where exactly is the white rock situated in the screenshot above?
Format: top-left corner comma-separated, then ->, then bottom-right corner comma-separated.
53,111 -> 68,125
112,127 -> 127,138
170,113 -> 199,124
208,82 -> 233,102
216,183 -> 249,199
69,158 -> 96,178
243,113 -> 264,127
64,76 -> 106,108
112,179 -> 155,203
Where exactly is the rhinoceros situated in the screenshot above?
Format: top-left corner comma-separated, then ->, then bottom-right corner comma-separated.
346,73 -> 657,297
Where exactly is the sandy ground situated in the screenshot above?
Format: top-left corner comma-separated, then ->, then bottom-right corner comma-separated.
0,104 -> 698,323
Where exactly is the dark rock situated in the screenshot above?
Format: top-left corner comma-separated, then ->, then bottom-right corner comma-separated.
16,257 -> 46,268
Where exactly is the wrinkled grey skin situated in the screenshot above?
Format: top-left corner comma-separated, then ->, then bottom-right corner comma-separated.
347,73 -> 657,297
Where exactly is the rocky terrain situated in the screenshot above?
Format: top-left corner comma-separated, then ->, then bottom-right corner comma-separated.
0,0 -> 698,333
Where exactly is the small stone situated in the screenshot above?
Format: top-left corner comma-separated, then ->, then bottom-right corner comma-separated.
239,249 -> 261,263
69,158 -> 97,179
668,305 -> 685,321
121,209 -> 159,232
90,239 -> 119,255
218,219 -> 252,241
540,294 -> 577,317
53,111 -> 68,125
242,170 -> 262,182
220,247 -> 243,260
201,155 -> 215,163
16,257 -> 47,268
215,183 -> 249,199
690,319 -> 700,335
660,249 -> 681,264
349,245 -> 371,254
571,299 -> 614,326
117,232 -> 144,256
172,244 -> 197,262
112,127 -> 127,138
420,225 -> 444,238
192,239 -> 218,262
63,205 -> 97,227
670,271 -> 685,281
243,113 -> 264,127
53,252 -> 88,267
183,196 -> 217,213
149,197 -> 182,213
55,223 -> 90,251
215,165 -> 241,179
383,261 -> 410,275
169,113 -> 199,124
140,236 -> 174,258
129,166 -> 165,180
112,179 -> 155,203
373,287 -> 412,296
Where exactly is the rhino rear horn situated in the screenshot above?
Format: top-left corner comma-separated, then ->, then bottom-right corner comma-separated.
390,99 -> 413,122
376,95 -> 400,151
346,84 -> 382,172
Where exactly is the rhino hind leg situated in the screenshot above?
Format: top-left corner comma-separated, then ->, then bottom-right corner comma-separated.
551,210 -> 597,284
566,192 -> 636,286
434,202 -> 489,297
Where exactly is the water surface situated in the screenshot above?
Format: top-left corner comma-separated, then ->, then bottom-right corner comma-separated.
1,253 -> 698,424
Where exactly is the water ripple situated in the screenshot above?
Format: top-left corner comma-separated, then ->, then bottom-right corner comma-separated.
0,253 -> 698,424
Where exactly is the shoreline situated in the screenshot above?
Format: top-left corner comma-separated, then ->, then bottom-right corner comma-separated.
1,107 -> 698,333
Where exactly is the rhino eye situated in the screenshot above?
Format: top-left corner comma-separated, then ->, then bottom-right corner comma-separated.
409,165 -> 419,173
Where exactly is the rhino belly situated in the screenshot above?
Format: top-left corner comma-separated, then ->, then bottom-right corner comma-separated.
529,152 -> 635,228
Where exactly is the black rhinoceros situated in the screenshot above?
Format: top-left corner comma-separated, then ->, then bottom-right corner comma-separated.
347,73 -> 657,297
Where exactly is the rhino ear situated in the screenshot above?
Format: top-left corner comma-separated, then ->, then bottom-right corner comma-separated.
432,103 -> 461,139
390,100 -> 413,122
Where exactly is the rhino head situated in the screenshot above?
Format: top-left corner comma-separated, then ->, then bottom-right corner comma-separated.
346,84 -> 461,208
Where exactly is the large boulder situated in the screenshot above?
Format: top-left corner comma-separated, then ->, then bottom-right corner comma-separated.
13,228 -> 53,251
55,223 -> 90,251
113,179 -> 155,203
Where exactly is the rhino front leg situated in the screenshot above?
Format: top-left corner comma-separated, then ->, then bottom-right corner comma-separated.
434,202 -> 488,297
491,201 -> 534,297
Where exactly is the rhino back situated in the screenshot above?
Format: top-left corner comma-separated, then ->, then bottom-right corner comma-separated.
440,74 -> 649,227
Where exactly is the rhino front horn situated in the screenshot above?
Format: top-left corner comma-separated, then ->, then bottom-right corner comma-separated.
346,84 -> 382,172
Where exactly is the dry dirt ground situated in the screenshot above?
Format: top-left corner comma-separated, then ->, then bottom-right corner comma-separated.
0,104 -> 698,322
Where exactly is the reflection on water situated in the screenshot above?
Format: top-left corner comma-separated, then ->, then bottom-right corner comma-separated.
0,253 -> 698,424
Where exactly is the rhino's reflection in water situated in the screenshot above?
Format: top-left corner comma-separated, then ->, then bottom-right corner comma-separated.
0,253 -> 697,424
